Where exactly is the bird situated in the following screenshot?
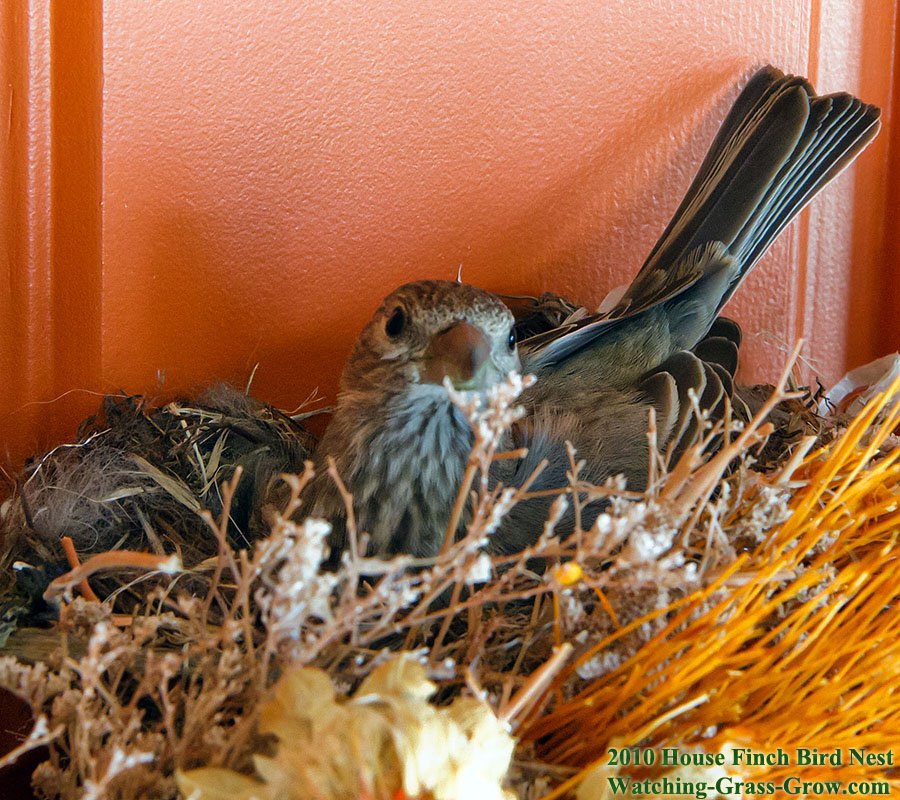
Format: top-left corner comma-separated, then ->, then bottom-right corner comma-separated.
307,66 -> 881,559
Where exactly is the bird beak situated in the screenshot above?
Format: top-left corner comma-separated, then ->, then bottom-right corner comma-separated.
421,321 -> 492,390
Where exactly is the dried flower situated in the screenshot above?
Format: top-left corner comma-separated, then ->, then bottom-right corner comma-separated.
177,655 -> 516,800
553,562 -> 583,586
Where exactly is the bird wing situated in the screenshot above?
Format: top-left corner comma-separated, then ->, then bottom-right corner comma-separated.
521,241 -> 737,370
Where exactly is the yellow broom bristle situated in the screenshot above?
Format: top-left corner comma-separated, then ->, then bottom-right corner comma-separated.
523,375 -> 900,798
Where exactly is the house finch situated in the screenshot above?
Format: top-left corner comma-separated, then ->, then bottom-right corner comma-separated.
309,66 -> 880,557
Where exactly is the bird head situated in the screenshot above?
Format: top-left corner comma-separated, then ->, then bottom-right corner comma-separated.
340,280 -> 520,399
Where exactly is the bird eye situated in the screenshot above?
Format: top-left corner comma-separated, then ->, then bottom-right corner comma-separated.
385,307 -> 407,338
507,326 -> 517,352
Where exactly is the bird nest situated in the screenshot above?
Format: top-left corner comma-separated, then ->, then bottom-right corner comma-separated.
1,360 -> 899,800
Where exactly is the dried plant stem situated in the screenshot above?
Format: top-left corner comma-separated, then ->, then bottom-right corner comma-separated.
326,457 -> 359,563
441,459 -> 479,556
198,467 -> 243,623
500,643 -> 573,727
44,550 -> 182,603
60,536 -> 101,602
664,340 -> 805,514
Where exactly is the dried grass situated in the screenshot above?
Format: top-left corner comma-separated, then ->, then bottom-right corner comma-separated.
0,363 -> 898,799
0,385 -> 320,611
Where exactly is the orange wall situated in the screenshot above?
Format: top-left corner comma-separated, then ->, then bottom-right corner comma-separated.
1,0 -> 898,474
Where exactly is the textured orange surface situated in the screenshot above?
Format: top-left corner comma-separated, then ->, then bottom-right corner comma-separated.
2,0 -> 899,474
